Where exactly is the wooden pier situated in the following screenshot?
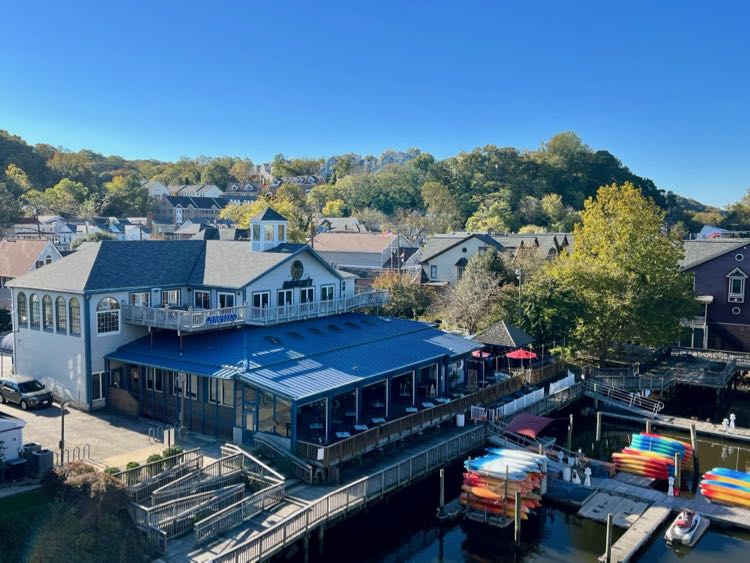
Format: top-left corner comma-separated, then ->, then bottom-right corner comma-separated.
600,410 -> 750,444
604,506 -> 671,563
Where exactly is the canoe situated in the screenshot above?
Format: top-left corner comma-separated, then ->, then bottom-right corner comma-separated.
708,468 -> 750,482
703,472 -> 750,490
632,435 -> 694,453
629,440 -> 692,457
640,433 -> 694,452
485,448 -> 548,464
700,488 -> 750,508
474,456 -> 543,473
700,479 -> 750,496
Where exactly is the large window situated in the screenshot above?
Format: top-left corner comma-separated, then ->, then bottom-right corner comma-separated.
55,297 -> 67,334
300,287 -> 314,304
96,297 -> 120,334
209,378 -> 233,406
16,293 -> 27,328
69,298 -> 81,336
321,284 -> 335,302
277,224 -> 286,240
430,265 -> 438,279
252,291 -> 270,308
278,289 -> 293,307
218,292 -> 235,308
263,223 -> 274,241
29,294 -> 40,330
42,295 -> 53,332
252,223 -> 260,241
129,292 -> 150,307
194,290 -> 211,309
162,289 -> 180,307
728,268 -> 747,303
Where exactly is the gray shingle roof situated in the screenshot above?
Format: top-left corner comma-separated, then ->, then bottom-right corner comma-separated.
252,208 -> 287,222
419,233 -> 504,263
472,320 -> 534,348
680,239 -> 750,270
8,240 -> 339,292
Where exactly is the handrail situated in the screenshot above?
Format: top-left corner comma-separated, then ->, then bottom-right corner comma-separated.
206,425 -> 485,563
221,442 -> 286,483
583,379 -> 664,414
252,434 -> 314,483
112,448 -> 203,488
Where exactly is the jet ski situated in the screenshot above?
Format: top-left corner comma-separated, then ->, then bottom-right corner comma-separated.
664,510 -> 709,547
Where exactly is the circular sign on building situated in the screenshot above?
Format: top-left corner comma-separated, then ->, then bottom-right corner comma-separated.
291,260 -> 304,280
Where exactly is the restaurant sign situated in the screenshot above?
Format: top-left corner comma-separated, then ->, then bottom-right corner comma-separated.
205,313 -> 238,325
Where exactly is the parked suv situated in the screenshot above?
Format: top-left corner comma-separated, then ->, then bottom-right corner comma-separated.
0,377 -> 54,410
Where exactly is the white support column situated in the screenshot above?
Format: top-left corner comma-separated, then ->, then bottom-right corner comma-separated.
325,397 -> 329,443
385,379 -> 390,418
355,388 -> 359,425
412,371 -> 417,406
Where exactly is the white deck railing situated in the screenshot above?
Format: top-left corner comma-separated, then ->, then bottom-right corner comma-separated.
122,290 -> 390,332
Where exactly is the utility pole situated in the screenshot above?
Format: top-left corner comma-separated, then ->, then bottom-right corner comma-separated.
58,400 -> 70,466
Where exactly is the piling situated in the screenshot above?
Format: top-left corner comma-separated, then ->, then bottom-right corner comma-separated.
646,419 -> 651,434
504,466 -> 509,519
514,491 -> 521,545
318,526 -> 325,556
674,452 -> 682,492
594,383 -> 599,409
604,513 -> 613,563
567,414 -> 574,451
439,468 -> 445,514
303,533 -> 309,563
596,412 -> 602,441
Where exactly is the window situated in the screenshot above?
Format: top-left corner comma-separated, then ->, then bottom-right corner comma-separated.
129,292 -> 150,307
194,290 -> 211,309
733,306 -> 742,315
321,285 -> 335,302
42,296 -> 53,332
218,292 -> 235,308
30,294 -> 40,330
208,378 -> 232,405
153,369 -> 164,393
188,374 -> 198,399
737,254 -> 745,262
16,293 -> 27,328
92,372 -> 104,401
55,297 -> 67,334
146,369 -> 154,390
252,291 -> 270,308
278,224 -> 286,240
35,261 -> 44,269
430,265 -> 438,279
252,223 -> 261,241
96,297 -> 120,334
341,281 -> 346,294
162,290 -> 180,307
69,298 -> 81,336
457,266 -> 465,281
277,289 -> 293,307
263,223 -> 274,241
300,287 -> 314,303
45,256 -> 52,265
727,268 -> 747,303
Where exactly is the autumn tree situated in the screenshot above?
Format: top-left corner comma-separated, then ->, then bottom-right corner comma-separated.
528,182 -> 697,364
441,252 -> 504,334
372,270 -> 434,319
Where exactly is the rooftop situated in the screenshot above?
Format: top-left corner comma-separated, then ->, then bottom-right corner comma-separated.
106,313 -> 479,402
0,239 -> 53,278
680,239 -> 750,270
312,232 -> 406,254
472,320 -> 534,348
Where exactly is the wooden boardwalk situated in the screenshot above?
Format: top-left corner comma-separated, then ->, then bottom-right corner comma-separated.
600,410 -> 750,444
606,506 -> 671,563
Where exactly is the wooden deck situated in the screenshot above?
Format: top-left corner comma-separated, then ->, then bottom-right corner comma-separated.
605,506 -> 671,563
600,410 -> 750,444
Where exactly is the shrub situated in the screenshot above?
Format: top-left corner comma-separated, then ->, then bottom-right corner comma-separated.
103,467 -> 119,475
146,454 -> 163,464
162,445 -> 183,458
125,461 -> 140,470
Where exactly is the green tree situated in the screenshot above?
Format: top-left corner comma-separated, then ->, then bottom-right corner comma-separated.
100,175 -> 151,216
0,182 -> 22,227
4,163 -> 32,194
201,159 -> 231,188
372,270 -> 434,319
72,230 -> 116,248
221,196 -> 309,242
421,181 -> 461,233
229,159 -> 254,184
533,182 -> 697,364
441,252 -> 504,334
322,199 -> 349,217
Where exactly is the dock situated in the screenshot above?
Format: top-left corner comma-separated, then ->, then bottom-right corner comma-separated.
605,506 -> 671,563
600,410 -> 750,444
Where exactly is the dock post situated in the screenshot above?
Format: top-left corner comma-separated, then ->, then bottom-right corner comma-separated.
604,513 -> 613,563
596,411 -> 602,441
567,414 -> 574,451
646,419 -> 651,434
318,526 -> 325,556
514,491 -> 521,546
304,533 -> 309,563
674,452 -> 682,493
439,468 -> 445,514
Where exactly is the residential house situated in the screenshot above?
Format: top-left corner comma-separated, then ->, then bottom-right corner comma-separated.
156,195 -> 228,226
7,210 -> 477,467
223,182 -> 260,203
680,239 -> 750,351
311,232 -> 418,289
142,180 -> 169,198
0,240 -> 61,310
317,217 -> 368,234
12,216 -> 76,251
169,184 -> 224,198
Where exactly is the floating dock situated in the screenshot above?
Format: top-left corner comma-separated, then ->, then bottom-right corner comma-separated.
604,505 -> 672,563
601,410 -> 750,444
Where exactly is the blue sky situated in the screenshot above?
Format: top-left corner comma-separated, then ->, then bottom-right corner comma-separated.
1,1 -> 748,206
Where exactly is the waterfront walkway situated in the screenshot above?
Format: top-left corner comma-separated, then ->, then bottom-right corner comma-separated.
600,410 -> 750,444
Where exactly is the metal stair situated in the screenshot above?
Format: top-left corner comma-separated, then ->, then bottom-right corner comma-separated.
582,379 -> 664,417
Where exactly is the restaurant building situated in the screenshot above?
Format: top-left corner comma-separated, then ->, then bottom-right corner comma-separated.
7,209 -> 479,460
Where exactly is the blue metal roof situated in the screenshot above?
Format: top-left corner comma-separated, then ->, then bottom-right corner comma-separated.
106,313 -> 479,401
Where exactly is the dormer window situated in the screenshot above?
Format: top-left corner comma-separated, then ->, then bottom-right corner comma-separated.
727,267 -> 747,303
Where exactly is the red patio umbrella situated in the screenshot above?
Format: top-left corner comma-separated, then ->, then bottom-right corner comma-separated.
505,349 -> 537,360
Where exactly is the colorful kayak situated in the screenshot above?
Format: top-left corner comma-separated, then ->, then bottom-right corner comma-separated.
700,488 -> 750,508
707,467 -> 750,482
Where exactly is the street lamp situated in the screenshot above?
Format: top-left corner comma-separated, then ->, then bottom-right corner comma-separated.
58,399 -> 71,466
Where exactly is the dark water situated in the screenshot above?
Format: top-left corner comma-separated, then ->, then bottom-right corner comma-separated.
286,389 -> 750,563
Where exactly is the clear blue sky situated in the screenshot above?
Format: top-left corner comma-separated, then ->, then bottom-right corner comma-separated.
1,1 -> 748,206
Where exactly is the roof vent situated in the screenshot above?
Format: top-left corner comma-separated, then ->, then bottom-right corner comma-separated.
264,335 -> 281,344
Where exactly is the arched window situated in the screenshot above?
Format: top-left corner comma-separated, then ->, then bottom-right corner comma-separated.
69,298 -> 81,336
55,297 -> 67,334
42,295 -> 53,332
29,294 -> 40,330
96,297 -> 120,334
16,293 -> 28,328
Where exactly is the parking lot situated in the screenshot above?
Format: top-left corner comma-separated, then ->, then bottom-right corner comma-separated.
0,399 -> 221,468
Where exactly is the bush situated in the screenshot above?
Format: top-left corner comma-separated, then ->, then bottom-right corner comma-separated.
125,461 -> 140,470
162,445 -> 183,458
103,467 -> 119,475
146,454 -> 163,464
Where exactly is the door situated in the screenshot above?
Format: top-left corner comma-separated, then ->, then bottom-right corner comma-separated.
92,372 -> 106,406
277,289 -> 293,316
251,292 -> 270,320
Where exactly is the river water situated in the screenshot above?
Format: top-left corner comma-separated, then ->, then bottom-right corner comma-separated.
287,388 -> 750,563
